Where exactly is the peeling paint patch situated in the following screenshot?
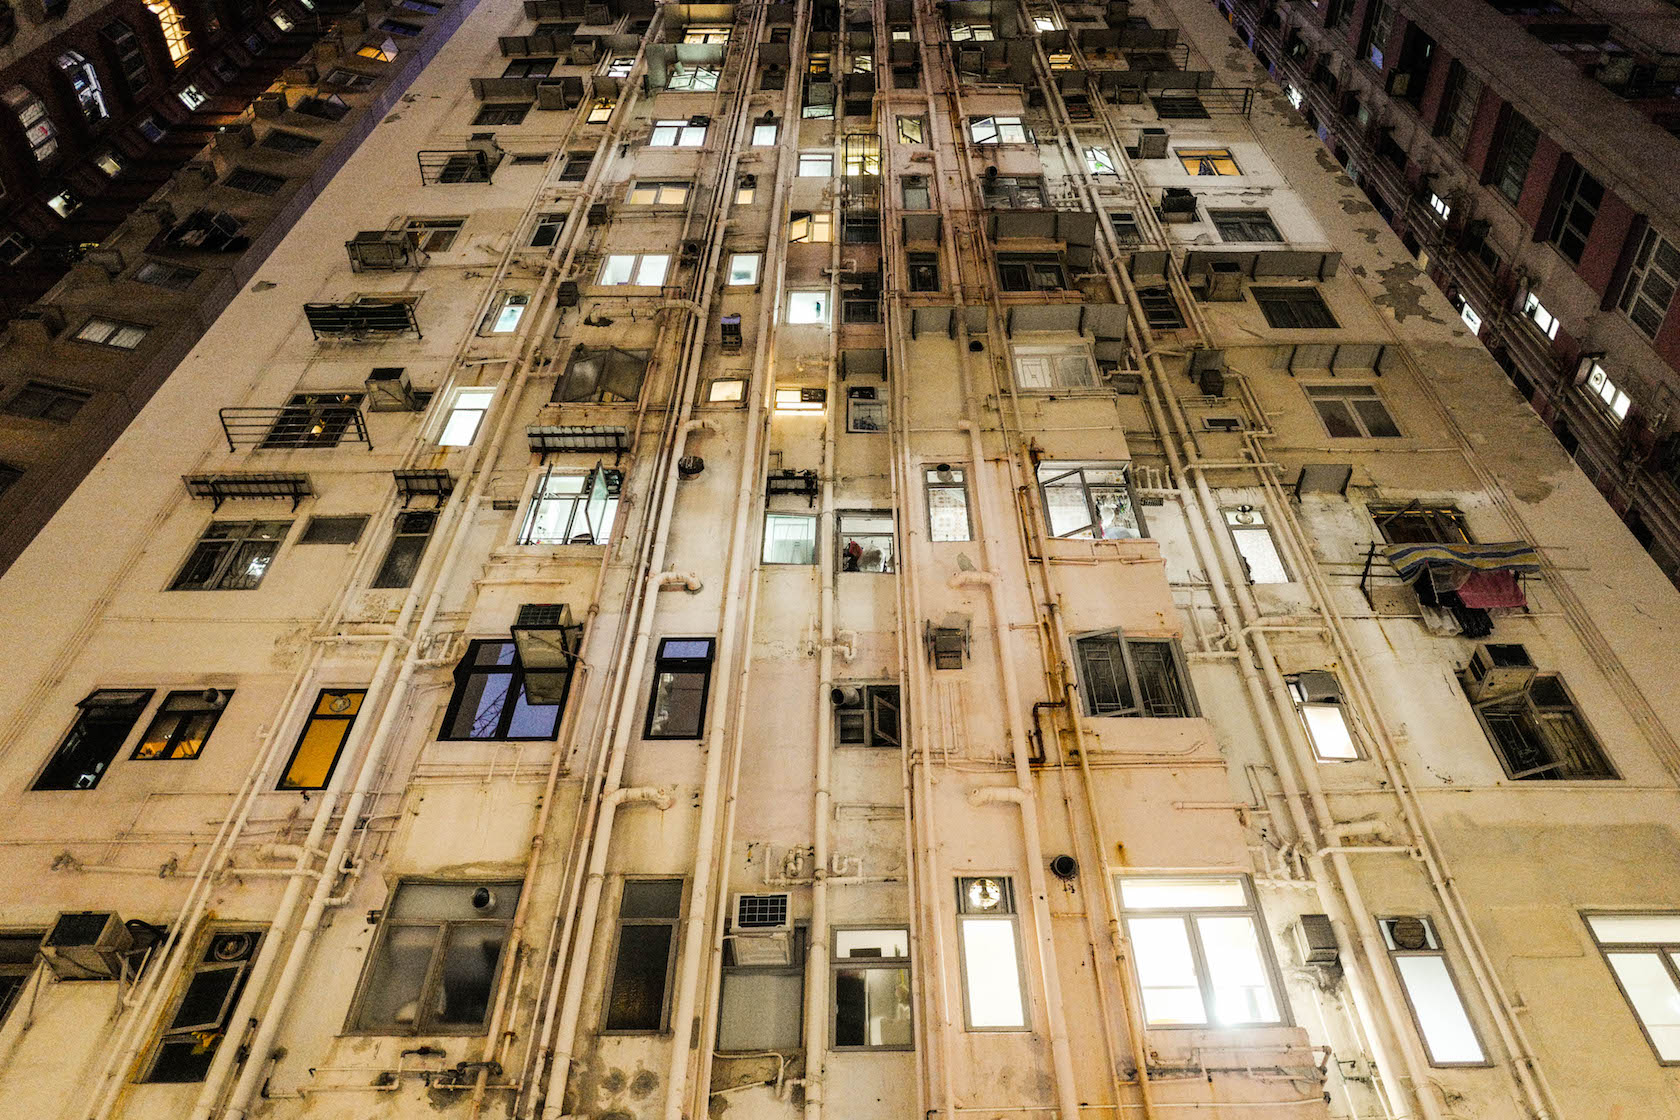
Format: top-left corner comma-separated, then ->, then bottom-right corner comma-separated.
1371,260 -> 1447,324
1338,196 -> 1377,216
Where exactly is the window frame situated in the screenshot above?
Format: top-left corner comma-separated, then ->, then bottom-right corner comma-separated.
520,466 -> 621,545
440,387 -> 496,446
277,688 -> 366,790
1619,228 -> 1678,340
170,520 -> 291,591
846,386 -> 885,433
1036,461 -> 1144,540
1547,164 -> 1602,265
834,683 -> 900,748
603,878 -> 684,1033
763,511 -> 818,564
1253,287 -> 1338,330
1469,673 -> 1616,781
1223,506 -> 1289,583
1582,912 -> 1680,1065
837,510 -> 896,573
141,926 -> 266,1081
473,102 -> 530,127
955,876 -> 1028,1031
1379,915 -> 1490,1067
627,180 -> 689,206
1582,360 -> 1631,423
1209,208 -> 1282,244
33,688 -> 155,791
1177,147 -> 1240,176
925,467 -> 972,542
643,637 -> 717,740
4,379 -> 91,423
132,688 -> 232,761
74,316 -> 149,350
1071,630 -> 1198,718
438,639 -> 564,743
831,926 -> 913,1050
1287,674 -> 1361,762
1490,110 -> 1538,206
1304,383 -> 1401,438
727,252 -> 761,286
648,118 -> 707,147
1012,344 -> 1094,389
597,253 -> 671,287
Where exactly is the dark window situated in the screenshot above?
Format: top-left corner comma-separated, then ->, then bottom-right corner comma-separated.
294,94 -> 351,121
1073,633 -> 1196,717
1210,208 -> 1282,243
134,260 -> 201,290
1371,504 -> 1470,545
299,515 -> 368,544
222,168 -> 286,195
644,638 -> 716,739
133,689 -> 231,761
474,103 -> 529,127
835,684 -> 900,747
907,252 -> 939,291
378,17 -> 423,35
979,174 -> 1046,209
170,521 -> 290,591
1619,229 -> 1680,340
4,380 -> 91,423
260,129 -> 321,154
0,462 -> 22,497
556,150 -> 592,181
1436,62 -> 1480,152
1358,0 -> 1394,67
901,177 -> 930,209
0,933 -> 42,1025
370,511 -> 436,588
1137,287 -> 1184,329
101,21 -> 151,97
552,347 -> 649,403
1252,286 -> 1338,329
279,689 -> 365,790
530,212 -> 566,247
34,689 -> 154,790
844,213 -> 881,244
997,253 -> 1066,292
144,929 -> 264,1081
1306,384 -> 1401,437
1490,111 -> 1538,205
503,57 -> 555,77
1152,95 -> 1208,119
1471,674 -> 1614,780
440,639 -> 564,741
1547,165 -> 1603,265
605,879 -> 682,1031
843,298 -> 880,323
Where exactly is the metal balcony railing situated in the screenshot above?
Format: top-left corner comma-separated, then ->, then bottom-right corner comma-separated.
219,406 -> 373,452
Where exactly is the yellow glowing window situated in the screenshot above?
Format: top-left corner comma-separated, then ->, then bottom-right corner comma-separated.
147,0 -> 191,66
775,386 -> 825,411
279,689 -> 365,790
789,211 -> 832,243
133,689 -> 231,761
1177,147 -> 1240,176
357,41 -> 397,62
587,97 -> 614,122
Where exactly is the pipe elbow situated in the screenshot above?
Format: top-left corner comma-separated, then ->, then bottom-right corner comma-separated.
681,418 -> 717,438
967,786 -> 1025,807
657,570 -> 703,592
607,786 -> 675,811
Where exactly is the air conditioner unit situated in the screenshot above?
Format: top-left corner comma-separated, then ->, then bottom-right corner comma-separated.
731,893 -> 792,965
1464,643 -> 1536,702
1159,187 -> 1197,222
1137,126 -> 1168,159
1189,348 -> 1226,395
1205,260 -> 1244,301
40,912 -> 132,980
365,366 -> 419,411
1294,913 -> 1339,965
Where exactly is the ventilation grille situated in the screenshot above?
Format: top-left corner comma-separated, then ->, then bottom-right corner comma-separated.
517,603 -> 567,627
735,893 -> 789,928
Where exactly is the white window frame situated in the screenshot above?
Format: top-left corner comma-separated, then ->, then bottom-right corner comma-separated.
1117,875 -> 1287,1028
597,253 -> 671,287
1380,915 -> 1489,1067
925,467 -> 972,542
798,151 -> 833,177
586,97 -> 614,122
1583,912 -> 1680,1064
727,253 -> 761,286
787,291 -> 829,324
439,387 -> 495,446
968,115 -> 1029,144
752,121 -> 778,145
627,180 -> 689,205
1522,291 -> 1560,340
1012,344 -> 1096,390
789,211 -> 833,243
605,56 -> 633,77
1583,359 -> 1631,422
955,876 -> 1027,1030
75,317 -> 148,349
484,290 -> 530,334
1287,673 -> 1360,761
648,118 -> 706,147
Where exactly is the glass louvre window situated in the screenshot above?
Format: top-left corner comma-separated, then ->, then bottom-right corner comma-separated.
1306,384 -> 1400,438
278,689 -> 365,789
969,116 -> 1029,144
1619,230 -> 1679,340
370,511 -> 437,588
1073,632 -> 1196,718
34,689 -> 154,790
1177,148 -> 1239,176
1472,673 -> 1615,780
520,469 -> 620,545
727,253 -> 761,285
75,317 -> 149,349
133,689 -> 231,761
598,254 -> 670,286
644,638 -> 717,738
144,928 -> 265,1081
834,929 -> 912,1048
1118,877 -> 1283,1027
1491,111 -> 1539,205
56,51 -> 109,124
682,25 -> 730,43
1210,209 -> 1282,243
1380,916 -> 1486,1065
834,684 -> 900,747
649,119 -> 707,146
147,0 -> 192,65
349,881 -> 522,1034
1013,346 -> 1093,388
1288,675 -> 1359,761
1584,913 -> 1680,1061
896,115 -> 925,143
763,513 -> 818,563
4,381 -> 91,423
1548,165 -> 1603,265
956,877 -> 1026,1029
1224,507 -> 1288,583
440,640 -> 562,741
839,512 -> 895,573
605,880 -> 683,1031
628,180 -> 689,205
925,468 -> 972,541
171,521 -> 290,591
1254,287 -> 1338,329
950,23 -> 994,41
1037,462 -> 1142,540
485,291 -> 530,333
440,388 -> 496,445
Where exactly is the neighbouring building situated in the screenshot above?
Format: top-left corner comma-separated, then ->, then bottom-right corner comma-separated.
0,2 -> 1678,1120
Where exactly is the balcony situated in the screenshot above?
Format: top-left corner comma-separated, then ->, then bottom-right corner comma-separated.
417,141 -> 503,185
304,297 -> 422,341
218,403 -> 372,452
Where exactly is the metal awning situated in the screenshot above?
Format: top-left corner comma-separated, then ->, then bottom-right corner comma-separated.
1183,247 -> 1342,282
527,425 -> 630,457
183,472 -> 313,510
393,469 -> 454,507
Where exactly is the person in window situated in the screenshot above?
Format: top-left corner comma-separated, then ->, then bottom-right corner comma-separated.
844,539 -> 863,572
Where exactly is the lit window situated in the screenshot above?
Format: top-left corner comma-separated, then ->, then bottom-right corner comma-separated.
1037,462 -> 1142,540
752,121 -> 778,145
833,929 -> 912,1048
649,118 -> 707,147
1177,147 -> 1240,176
708,378 -> 746,403
1256,287 -> 1339,329
682,25 -> 730,43
1032,14 -> 1057,31
47,191 -> 80,218
799,151 -> 833,176
1305,384 -> 1400,438
787,291 -> 829,324
666,64 -> 720,91
440,387 -> 495,445
774,386 -> 825,412
735,181 -> 756,205
55,51 -> 109,124
763,512 -> 817,563
1523,292 -> 1560,339
956,877 -> 1025,1029
482,291 -> 528,334
1428,192 -> 1451,221
925,467 -> 971,542
272,9 -> 294,29
968,115 -> 1030,144
170,521 -> 291,592
645,638 -> 716,738
357,39 -> 397,61
520,468 -> 619,545
147,0 -> 191,65
94,151 -> 123,176
628,180 -> 688,205
789,212 -> 833,243
2,85 -> 58,163
846,386 -> 885,432
1119,876 -> 1283,1027
597,253 -> 671,286
1287,672 -> 1359,761
276,689 -> 364,788
75,317 -> 149,350
133,689 -> 231,762
1583,913 -> 1680,1062
727,253 -> 761,285
838,511 -> 894,573
1084,146 -> 1117,174
1583,360 -> 1632,422
606,56 -> 633,77
1224,506 -> 1288,583
843,138 -> 880,176
587,97 -> 614,122
1380,916 -> 1486,1065
176,83 -> 207,110
1459,301 -> 1483,334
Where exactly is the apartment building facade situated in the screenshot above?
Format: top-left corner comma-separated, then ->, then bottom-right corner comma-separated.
1218,0 -> 1680,590
0,3 -> 1677,1120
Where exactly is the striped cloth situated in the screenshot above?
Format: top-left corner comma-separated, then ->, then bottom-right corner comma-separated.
1382,541 -> 1542,583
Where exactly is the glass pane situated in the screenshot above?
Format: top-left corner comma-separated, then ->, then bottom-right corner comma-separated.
621,879 -> 684,919
928,486 -> 971,541
434,924 -> 504,1028
718,970 -> 803,1049
836,928 -> 909,958
1588,914 -> 1680,945
1231,525 -> 1288,583
1395,954 -> 1486,1063
1120,878 -> 1248,910
648,670 -> 706,736
1197,916 -> 1280,1024
167,964 -> 240,1030
1302,704 -> 1359,760
1314,399 -> 1361,438
355,924 -> 439,1029
505,684 -> 561,738
835,966 -> 912,1046
606,923 -> 674,1030
280,717 -> 351,789
1042,480 -> 1093,537
1606,953 -> 1680,1059
1352,398 -> 1401,437
960,918 -> 1025,1027
764,514 -> 817,563
446,672 -> 512,739
391,881 -> 521,920
1128,916 -> 1206,1025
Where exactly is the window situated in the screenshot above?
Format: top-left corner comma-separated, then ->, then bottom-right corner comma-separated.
529,212 -> 566,248
1211,209 -> 1282,243
1037,462 -> 1142,540
649,118 -> 707,147
520,468 -> 619,544
223,167 -> 286,195
834,684 -> 900,747
907,252 -> 939,291
1073,632 -> 1196,717
605,879 -> 682,1031
896,177 -> 931,211
587,98 -> 615,123
133,689 -> 231,761
1522,292 -> 1560,339
1358,0 -> 1393,67
357,40 -> 397,61
369,511 -> 436,588
735,181 -> 757,205
760,512 -> 817,564
1224,506 -> 1288,582
774,386 -> 824,412
843,214 -> 880,244
997,253 -> 1067,292
5,380 -> 90,423
666,64 -> 720,91
708,378 -> 746,403
171,521 -> 290,591
299,515 -> 368,544
1437,63 -> 1481,154
176,83 -> 208,109
843,140 -> 880,177
726,253 -> 761,286
896,115 -> 924,144
1619,229 -> 1679,340
1584,913 -> 1680,1062
484,291 -> 530,334
1118,876 -> 1283,1027
606,56 -> 634,77
1013,346 -> 1093,389
349,881 -> 521,1034
1471,673 -> 1615,780
407,217 -> 464,251
439,640 -> 563,741
718,921 -> 804,1050
146,0 -> 191,65
0,933 -> 41,1026
642,638 -> 716,739
1490,111 -> 1538,206
834,929 -> 912,1048
1287,673 -> 1359,761
950,23 -> 994,41
4,85 -> 59,163
47,190 -> 81,219
1428,192 -> 1451,221
102,21 -> 152,96
556,150 -> 592,181
56,51 -> 108,124
34,689 -> 153,790
843,298 -> 879,324
1254,287 -> 1338,329
135,260 -> 202,290
75,317 -> 149,350
969,116 -> 1030,144
788,291 -> 830,324
260,392 -> 363,449
1153,95 -> 1207,120
979,175 -> 1045,209
1138,287 -> 1185,330
841,386 -> 883,432
925,467 -> 972,541
1178,147 -> 1240,176
598,253 -> 670,286
144,928 -> 265,1081
1306,384 -> 1400,438
1583,360 -> 1631,422
682,25 -> 730,43
956,877 -> 1026,1029
1459,300 -> 1483,334
1548,165 -> 1603,265
440,387 -> 495,446
625,180 -> 689,207
294,94 -> 350,122
503,57 -> 554,78
798,151 -> 833,177
553,347 -> 648,403
474,103 -> 529,126
839,512 -> 894,573
1371,504 -> 1469,545
1380,916 -> 1486,1065
752,121 -> 778,145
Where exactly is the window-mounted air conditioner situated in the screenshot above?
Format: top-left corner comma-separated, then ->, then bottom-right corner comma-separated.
1206,260 -> 1244,302
1293,913 -> 1338,966
1137,126 -> 1168,159
1464,643 -> 1536,703
365,366 -> 421,411
41,912 -> 133,980
730,893 -> 793,965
